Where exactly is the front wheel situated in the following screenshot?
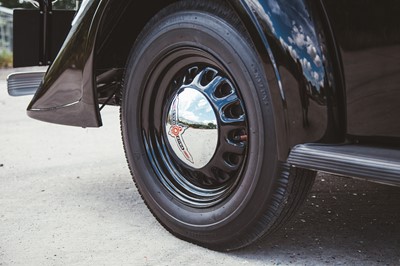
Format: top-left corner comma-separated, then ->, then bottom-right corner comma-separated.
121,0 -> 315,250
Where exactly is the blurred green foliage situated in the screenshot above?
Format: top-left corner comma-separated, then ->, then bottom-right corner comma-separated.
0,49 -> 12,68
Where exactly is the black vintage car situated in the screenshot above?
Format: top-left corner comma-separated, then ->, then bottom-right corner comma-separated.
8,0 -> 400,250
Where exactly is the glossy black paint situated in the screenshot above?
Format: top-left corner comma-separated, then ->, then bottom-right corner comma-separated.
26,0 -> 399,150
232,0 -> 344,159
28,0 -> 341,162
27,0 -> 174,127
322,0 -> 400,142
27,0 -> 104,127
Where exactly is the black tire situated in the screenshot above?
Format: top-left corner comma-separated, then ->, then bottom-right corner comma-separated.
121,0 -> 315,251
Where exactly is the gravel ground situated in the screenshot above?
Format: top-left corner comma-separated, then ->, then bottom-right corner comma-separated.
1,68 -> 399,265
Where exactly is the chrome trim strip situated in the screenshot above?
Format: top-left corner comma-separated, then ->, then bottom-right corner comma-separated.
29,99 -> 81,111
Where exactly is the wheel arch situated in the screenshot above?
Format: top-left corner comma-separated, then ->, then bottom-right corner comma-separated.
96,0 -> 346,160
94,0 -> 177,77
29,0 -> 345,152
229,0 -> 346,160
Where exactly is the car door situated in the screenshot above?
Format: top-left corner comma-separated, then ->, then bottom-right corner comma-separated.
322,0 -> 400,142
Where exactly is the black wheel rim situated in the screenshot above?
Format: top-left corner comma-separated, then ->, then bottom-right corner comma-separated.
141,48 -> 248,208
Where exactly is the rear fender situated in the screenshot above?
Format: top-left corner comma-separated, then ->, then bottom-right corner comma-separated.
230,0 -> 345,160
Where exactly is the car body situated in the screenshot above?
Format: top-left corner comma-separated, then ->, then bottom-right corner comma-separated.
9,0 -> 400,250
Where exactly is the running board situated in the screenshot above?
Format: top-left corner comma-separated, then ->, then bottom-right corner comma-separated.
288,144 -> 400,186
7,71 -> 45,96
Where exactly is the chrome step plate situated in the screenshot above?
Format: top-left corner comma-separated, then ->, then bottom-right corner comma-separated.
7,71 -> 45,96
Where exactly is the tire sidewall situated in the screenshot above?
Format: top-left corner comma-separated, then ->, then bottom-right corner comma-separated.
122,7 -> 279,244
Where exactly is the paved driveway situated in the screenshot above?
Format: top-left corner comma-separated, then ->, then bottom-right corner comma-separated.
1,68 -> 399,265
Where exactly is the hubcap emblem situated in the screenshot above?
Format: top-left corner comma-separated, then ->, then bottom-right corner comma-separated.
168,99 -> 194,164
165,88 -> 218,169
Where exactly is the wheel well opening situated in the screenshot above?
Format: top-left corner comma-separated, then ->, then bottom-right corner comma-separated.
94,0 -> 177,106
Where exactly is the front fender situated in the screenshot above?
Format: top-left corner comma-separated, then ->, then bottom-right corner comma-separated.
27,0 -> 107,127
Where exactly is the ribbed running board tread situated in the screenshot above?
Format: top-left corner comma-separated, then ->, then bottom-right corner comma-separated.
7,71 -> 45,96
288,144 -> 400,186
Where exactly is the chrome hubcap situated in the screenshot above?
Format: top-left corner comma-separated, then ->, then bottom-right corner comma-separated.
165,88 -> 218,169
